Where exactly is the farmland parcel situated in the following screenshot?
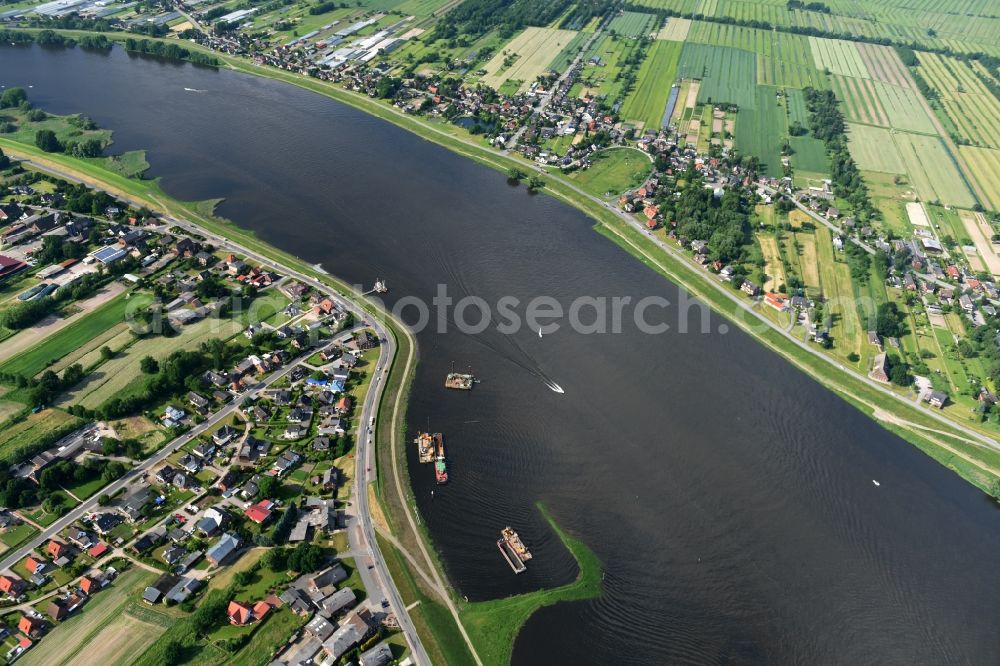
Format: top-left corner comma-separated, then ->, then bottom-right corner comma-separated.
482,27 -> 577,92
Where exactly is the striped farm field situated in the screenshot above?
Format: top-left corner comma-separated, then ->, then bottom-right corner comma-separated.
809,37 -> 870,79
620,40 -> 683,129
918,52 -> 1000,148
677,43 -> 757,109
846,123 -> 905,173
482,27 -> 578,92
959,146 -> 1000,211
870,81 -> 936,134
736,86 -> 787,174
855,43 -> 912,88
608,11 -> 657,38
689,21 -> 813,64
831,76 -> 889,126
657,17 -> 691,41
893,131 -> 976,208
757,55 -> 828,89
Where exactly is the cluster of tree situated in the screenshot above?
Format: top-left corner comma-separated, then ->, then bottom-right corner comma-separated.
0,86 -> 27,109
263,542 -> 326,572
308,1 -> 345,15
842,242 -> 872,284
38,458 -> 127,493
431,0 -> 575,40
874,301 -> 908,338
803,87 -> 878,220
667,171 -> 754,264
786,0 -> 830,11
32,234 -> 87,265
0,469 -> 38,509
122,38 -> 220,67
0,30 -> 33,45
99,348 -> 213,419
101,436 -> 146,459
271,501 -> 298,544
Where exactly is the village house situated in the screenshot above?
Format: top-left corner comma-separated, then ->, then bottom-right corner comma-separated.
870,353 -> 891,383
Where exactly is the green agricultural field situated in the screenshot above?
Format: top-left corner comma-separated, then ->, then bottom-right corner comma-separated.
757,55 -> 828,89
809,37 -> 870,79
832,75 -> 890,127
619,40 -> 682,129
790,136 -> 830,173
870,81 -> 936,134
958,146 -> 1000,211
568,149 -> 654,198
482,27 -> 578,92
0,291 -> 151,378
548,31 -> 591,72
785,89 -> 810,125
918,52 -> 1000,149
677,43 -> 757,109
893,131 -> 977,208
607,11 -> 657,38
736,87 -> 787,175
846,124 -> 905,173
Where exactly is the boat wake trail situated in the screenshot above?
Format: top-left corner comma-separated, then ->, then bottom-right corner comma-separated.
545,380 -> 565,394
183,87 -> 207,93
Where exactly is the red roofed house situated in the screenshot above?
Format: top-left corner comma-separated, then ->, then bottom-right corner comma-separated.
18,615 -> 43,638
79,576 -> 97,596
25,557 -> 45,575
335,396 -> 351,415
643,204 -> 659,221
313,298 -> 335,316
244,500 -> 274,525
946,265 -> 960,279
0,255 -> 28,281
764,293 -> 789,311
88,542 -> 109,558
228,601 -> 253,625
47,540 -> 67,560
0,574 -> 25,596
252,600 -> 271,620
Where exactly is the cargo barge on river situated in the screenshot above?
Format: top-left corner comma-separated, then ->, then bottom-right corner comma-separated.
497,527 -> 532,573
414,432 -> 438,464
434,433 -> 448,484
445,372 -> 474,390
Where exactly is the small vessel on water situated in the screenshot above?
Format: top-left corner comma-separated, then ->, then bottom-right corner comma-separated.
445,372 -> 474,390
414,432 -> 437,464
497,527 -> 532,573
435,435 -> 448,484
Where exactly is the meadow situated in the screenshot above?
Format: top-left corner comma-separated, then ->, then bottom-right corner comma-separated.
832,76 -> 890,127
809,38 -> 870,79
735,87 -> 786,175
620,40 -> 683,129
893,132 -> 977,208
548,31 -> 592,72
656,17 -> 691,41
481,27 -> 578,92
677,43 -> 757,109
918,52 -> 1000,149
958,146 -> 1000,212
846,124 -> 905,173
0,291 -> 150,378
607,11 -> 657,38
790,136 -> 830,174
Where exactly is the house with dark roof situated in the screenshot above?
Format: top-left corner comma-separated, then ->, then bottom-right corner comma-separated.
206,533 -> 240,566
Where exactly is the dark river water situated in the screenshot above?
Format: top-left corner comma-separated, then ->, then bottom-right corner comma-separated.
4,45 -> 1000,664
